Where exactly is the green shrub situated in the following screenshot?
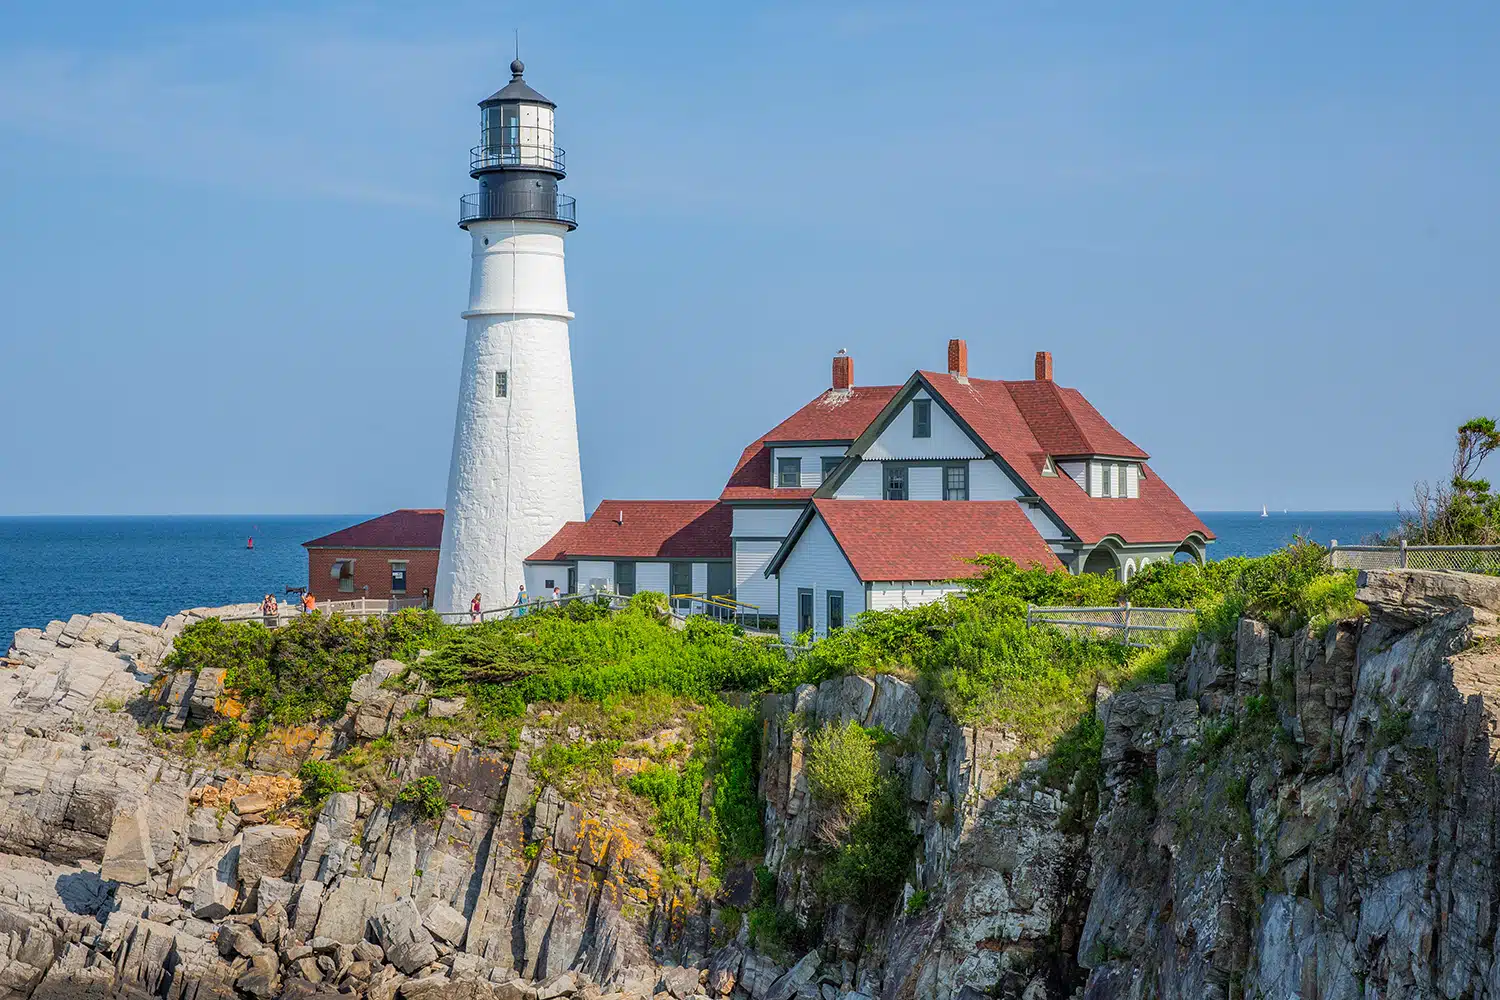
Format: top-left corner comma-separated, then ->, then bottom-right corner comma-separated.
905,888 -> 930,915
805,721 -> 878,839
819,780 -> 919,907
532,739 -> 622,798
397,775 -> 447,821
162,618 -> 271,679
298,759 -> 352,809
203,722 -> 245,750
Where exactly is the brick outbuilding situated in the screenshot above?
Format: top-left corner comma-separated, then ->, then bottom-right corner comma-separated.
303,509 -> 444,604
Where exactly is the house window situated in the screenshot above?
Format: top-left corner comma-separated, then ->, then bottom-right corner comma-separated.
912,399 -> 932,438
827,590 -> 844,631
543,578 -> 555,589
390,562 -> 408,594
333,559 -> 355,593
821,456 -> 842,481
797,588 -> 814,634
944,465 -> 969,501
495,370 -> 509,398
883,464 -> 908,500
1102,462 -> 1115,497
614,561 -> 636,597
777,457 -> 801,488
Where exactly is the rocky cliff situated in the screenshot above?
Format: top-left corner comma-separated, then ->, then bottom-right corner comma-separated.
1,570 -> 1498,1000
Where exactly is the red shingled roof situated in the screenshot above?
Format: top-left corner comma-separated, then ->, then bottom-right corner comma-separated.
806,500 -> 1062,581
303,509 -> 445,549
526,500 -> 731,562
917,372 -> 1213,545
721,386 -> 898,501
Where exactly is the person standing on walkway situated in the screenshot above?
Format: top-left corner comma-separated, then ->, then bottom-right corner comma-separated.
470,593 -> 482,623
552,584 -> 562,605
515,583 -> 528,617
301,591 -> 316,615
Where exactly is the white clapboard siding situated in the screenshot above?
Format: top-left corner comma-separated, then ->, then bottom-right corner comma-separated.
971,460 -> 1022,500
833,461 -> 883,498
1022,504 -> 1068,541
577,560 -> 613,593
1059,461 -> 1086,492
776,515 -> 864,640
732,506 -> 803,538
1088,460 -> 1104,498
865,394 -> 983,460
1126,463 -> 1140,499
909,466 -> 942,500
735,540 -> 781,615
867,581 -> 966,612
524,563 -> 568,597
635,562 -> 670,596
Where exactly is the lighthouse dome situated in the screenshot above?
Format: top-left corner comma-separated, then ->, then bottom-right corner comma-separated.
480,60 -> 555,109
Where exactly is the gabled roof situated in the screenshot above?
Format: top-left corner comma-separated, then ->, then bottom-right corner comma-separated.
303,510 -> 445,549
914,373 -> 1212,545
525,500 -> 731,562
1001,379 -> 1148,459
769,500 -> 1062,581
720,386 -> 899,501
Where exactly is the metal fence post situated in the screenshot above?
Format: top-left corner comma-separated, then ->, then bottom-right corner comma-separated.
1400,539 -> 1408,569
1122,602 -> 1132,647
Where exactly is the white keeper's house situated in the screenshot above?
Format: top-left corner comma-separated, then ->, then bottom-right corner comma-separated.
524,340 -> 1213,638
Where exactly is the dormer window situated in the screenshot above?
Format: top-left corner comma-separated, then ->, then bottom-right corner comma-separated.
778,457 -> 801,488
912,399 -> 932,438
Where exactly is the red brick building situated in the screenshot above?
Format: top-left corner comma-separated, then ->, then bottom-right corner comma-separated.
303,510 -> 444,604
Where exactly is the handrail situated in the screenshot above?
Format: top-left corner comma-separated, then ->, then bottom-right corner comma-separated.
471,143 -> 565,172
459,191 -> 577,227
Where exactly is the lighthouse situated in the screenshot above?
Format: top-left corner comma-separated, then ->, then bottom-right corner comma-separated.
434,61 -> 584,615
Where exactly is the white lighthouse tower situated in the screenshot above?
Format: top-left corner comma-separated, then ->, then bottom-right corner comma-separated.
434,60 -> 584,615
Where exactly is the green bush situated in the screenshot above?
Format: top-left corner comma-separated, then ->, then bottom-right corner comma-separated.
397,775 -> 447,821
202,722 -> 245,750
625,700 -> 764,892
162,618 -> 271,679
805,721 -> 878,837
298,759 -> 352,809
819,779 -> 919,907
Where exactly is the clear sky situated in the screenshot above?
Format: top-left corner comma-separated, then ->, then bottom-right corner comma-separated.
1,2 -> 1495,515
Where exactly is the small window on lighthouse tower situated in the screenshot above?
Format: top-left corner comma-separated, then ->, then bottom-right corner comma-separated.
495,370 -> 509,398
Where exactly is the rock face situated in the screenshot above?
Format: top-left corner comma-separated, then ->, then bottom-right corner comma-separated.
5,572 -> 1500,1000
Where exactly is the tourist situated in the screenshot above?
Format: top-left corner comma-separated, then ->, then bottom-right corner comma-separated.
515,583 -> 528,617
470,593 -> 482,623
301,591 -> 316,615
552,584 -> 562,605
421,587 -> 431,610
261,594 -> 278,627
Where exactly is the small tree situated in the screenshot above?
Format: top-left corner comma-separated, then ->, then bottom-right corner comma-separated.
1398,417 -> 1500,544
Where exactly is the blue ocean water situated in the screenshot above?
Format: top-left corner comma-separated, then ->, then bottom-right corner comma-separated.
0,511 -> 1399,644
1197,510 -> 1398,558
0,515 -> 360,643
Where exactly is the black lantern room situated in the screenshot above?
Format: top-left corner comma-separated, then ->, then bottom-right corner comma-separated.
459,60 -> 577,230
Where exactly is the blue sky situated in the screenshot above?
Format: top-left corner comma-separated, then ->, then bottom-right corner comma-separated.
1,2 -> 1495,515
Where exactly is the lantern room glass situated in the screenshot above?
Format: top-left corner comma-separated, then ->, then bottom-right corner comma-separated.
482,103 -> 522,164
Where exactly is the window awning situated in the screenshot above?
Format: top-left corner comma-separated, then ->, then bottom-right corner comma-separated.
330,559 -> 354,579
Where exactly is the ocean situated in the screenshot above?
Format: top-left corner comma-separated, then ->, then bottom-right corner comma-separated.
0,510 -> 1398,644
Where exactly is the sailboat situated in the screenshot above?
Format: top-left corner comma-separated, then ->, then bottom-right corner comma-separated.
1260,505 -> 1269,518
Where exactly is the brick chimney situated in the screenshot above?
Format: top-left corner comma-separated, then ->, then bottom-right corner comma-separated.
1034,351 -> 1053,382
947,339 -> 968,378
832,349 -> 853,390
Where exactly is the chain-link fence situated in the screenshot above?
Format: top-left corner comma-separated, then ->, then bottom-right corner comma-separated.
1026,604 -> 1198,647
1329,543 -> 1500,575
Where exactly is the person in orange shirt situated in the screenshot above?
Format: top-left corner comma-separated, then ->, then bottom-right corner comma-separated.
301,592 -> 316,615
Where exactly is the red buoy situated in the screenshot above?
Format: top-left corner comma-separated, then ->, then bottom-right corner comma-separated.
247,537 -> 254,549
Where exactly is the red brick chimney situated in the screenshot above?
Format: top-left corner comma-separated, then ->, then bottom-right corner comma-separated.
1034,351 -> 1053,382
947,339 -> 968,378
832,349 -> 853,390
